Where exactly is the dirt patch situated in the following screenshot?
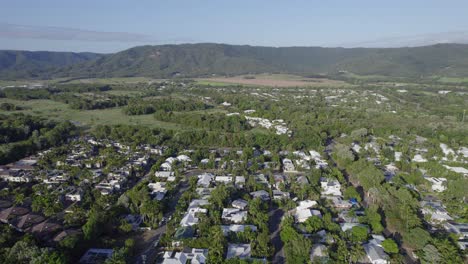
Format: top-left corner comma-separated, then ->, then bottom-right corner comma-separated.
199,75 -> 350,87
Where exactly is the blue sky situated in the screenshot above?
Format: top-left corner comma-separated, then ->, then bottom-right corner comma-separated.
1,0 -> 468,52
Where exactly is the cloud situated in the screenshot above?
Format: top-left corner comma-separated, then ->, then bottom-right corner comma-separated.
340,31 -> 468,48
0,23 -> 158,43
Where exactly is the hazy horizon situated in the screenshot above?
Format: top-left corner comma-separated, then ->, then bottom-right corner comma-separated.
2,0 -> 468,53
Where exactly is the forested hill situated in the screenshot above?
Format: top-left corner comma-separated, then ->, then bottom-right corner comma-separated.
3,43 -> 468,79
0,50 -> 102,79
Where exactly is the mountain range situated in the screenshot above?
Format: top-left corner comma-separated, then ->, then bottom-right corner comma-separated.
2,43 -> 468,80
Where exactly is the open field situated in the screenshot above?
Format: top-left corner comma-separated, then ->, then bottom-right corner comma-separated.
197,74 -> 352,87
58,77 -> 159,85
437,77 -> 468,83
0,98 -> 186,130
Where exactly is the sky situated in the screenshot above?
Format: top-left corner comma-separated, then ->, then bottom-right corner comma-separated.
1,0 -> 468,53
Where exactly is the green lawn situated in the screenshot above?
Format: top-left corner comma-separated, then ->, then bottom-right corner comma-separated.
195,80 -> 243,87
437,77 -> 468,83
0,98 -> 186,130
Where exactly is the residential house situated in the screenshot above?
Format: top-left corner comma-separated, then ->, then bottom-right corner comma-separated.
282,159 -> 296,172
196,188 -> 213,199
250,190 -> 270,201
340,223 -> 368,232
226,244 -> 251,260
273,174 -> 286,189
254,174 -> 269,185
325,196 -> 352,210
222,208 -> 247,224
363,235 -> 389,264
310,244 -> 328,262
221,225 -> 257,236
296,176 -> 309,185
65,188 -> 83,202
148,182 -> 167,201
295,208 -> 322,223
443,222 -> 468,249
232,199 -> 249,210
155,171 -> 175,178
320,178 -> 342,196
197,173 -> 214,188
235,176 -> 245,188
215,176 -> 233,185
162,248 -> 208,264
180,200 -> 209,227
420,199 -> 452,223
273,189 -> 290,200
425,177 -> 447,192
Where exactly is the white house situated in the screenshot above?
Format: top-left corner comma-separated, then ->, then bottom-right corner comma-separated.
155,171 -> 175,178
177,155 -> 192,163
250,190 -> 270,201
235,176 -> 246,188
232,199 -> 249,210
226,244 -> 251,260
363,235 -> 389,264
221,225 -> 257,236
282,158 -> 296,172
295,208 -> 322,223
273,189 -> 290,200
65,188 -> 83,202
222,208 -> 247,224
297,200 -> 317,209
320,178 -> 342,196
160,162 -> 172,171
425,177 -> 447,192
162,248 -> 208,264
215,176 -> 233,184
197,173 -> 214,188
325,196 -> 352,210
420,200 -> 452,223
180,200 -> 209,227
148,182 -> 167,201
412,154 -> 427,163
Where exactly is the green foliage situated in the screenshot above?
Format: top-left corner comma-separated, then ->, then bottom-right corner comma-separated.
303,216 -> 323,233
124,97 -> 211,115
0,102 -> 21,111
361,205 -> 384,234
280,217 -> 311,264
7,43 -> 468,79
382,239 -> 399,254
420,244 -> 441,264
347,226 -> 368,243
0,114 -> 77,164
402,227 -> 430,250
207,226 -> 226,264
344,186 -> 361,202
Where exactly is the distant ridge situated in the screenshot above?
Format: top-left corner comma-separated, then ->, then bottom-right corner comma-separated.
2,43 -> 468,79
0,50 -> 102,79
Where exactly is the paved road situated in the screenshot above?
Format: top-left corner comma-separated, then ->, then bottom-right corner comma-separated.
134,181 -> 189,264
268,207 -> 285,264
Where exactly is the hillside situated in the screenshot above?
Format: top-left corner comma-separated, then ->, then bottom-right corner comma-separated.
3,43 -> 468,79
0,50 -> 102,79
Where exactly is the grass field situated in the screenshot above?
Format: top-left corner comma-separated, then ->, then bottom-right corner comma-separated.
104,90 -> 144,96
59,77 -> 158,85
0,98 -> 186,130
197,73 -> 351,87
437,77 -> 468,83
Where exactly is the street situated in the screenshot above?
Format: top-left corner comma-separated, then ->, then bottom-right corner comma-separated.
268,207 -> 285,264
